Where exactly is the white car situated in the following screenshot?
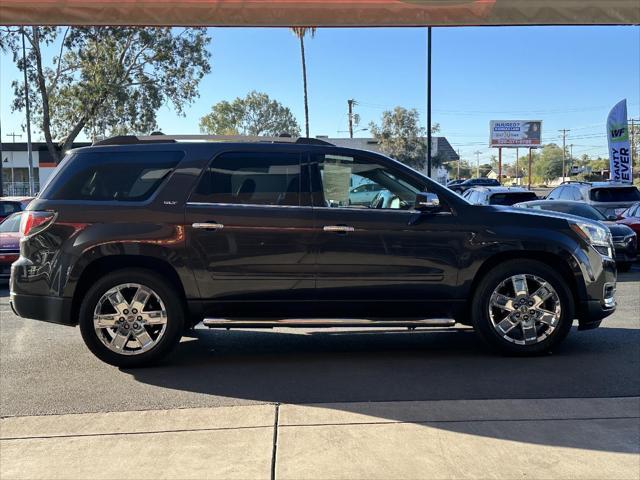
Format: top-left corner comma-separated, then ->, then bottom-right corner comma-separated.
349,183 -> 384,206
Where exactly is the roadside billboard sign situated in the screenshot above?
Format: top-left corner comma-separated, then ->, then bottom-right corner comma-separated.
490,121 -> 542,147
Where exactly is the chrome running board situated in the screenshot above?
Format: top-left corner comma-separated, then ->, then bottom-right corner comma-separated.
202,318 -> 456,329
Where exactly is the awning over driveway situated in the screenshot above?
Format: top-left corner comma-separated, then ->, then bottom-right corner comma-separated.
1,0 -> 639,27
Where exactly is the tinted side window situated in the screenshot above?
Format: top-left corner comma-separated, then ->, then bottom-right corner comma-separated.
1,202 -> 20,216
191,152 -> 302,206
41,151 -> 184,201
548,187 -> 562,200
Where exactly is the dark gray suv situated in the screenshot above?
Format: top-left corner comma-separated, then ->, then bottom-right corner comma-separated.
10,135 -> 618,367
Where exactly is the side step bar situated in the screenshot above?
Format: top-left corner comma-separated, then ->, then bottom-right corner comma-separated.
202,318 -> 456,329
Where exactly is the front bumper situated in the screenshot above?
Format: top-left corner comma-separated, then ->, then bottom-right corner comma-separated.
10,292 -> 75,326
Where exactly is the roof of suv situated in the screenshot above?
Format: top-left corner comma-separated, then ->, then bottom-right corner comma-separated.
468,186 -> 531,194
93,134 -> 334,147
560,181 -> 635,189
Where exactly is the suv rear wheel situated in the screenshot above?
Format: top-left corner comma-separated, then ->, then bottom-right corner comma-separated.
471,259 -> 574,354
79,269 -> 185,367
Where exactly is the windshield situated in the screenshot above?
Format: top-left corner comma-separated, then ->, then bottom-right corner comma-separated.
590,187 -> 640,202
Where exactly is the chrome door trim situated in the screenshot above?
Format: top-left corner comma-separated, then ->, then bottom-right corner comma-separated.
323,225 -> 355,233
192,222 -> 224,230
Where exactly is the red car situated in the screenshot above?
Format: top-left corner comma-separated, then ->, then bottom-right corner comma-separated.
0,196 -> 33,223
618,202 -> 640,252
0,212 -> 23,281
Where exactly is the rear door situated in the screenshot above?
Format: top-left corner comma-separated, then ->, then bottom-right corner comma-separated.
185,148 -> 316,317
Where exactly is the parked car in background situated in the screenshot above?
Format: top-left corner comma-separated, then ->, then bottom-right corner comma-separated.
0,212 -> 23,282
546,181 -> 640,217
11,134 -> 617,367
0,196 -> 33,222
515,200 -> 637,272
447,179 -> 465,187
349,182 -> 385,206
449,177 -> 500,194
463,186 -> 538,206
617,201 -> 640,247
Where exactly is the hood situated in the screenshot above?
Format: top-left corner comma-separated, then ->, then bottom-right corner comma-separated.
0,232 -> 21,250
604,222 -> 636,239
492,205 -> 604,225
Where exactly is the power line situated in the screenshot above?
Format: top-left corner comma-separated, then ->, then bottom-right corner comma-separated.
559,129 -> 570,179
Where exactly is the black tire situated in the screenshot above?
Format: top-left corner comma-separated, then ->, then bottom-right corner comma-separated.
79,268 -> 185,367
471,259 -> 574,355
617,262 -> 633,273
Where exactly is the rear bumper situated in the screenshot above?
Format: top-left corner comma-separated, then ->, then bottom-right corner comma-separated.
10,292 -> 75,326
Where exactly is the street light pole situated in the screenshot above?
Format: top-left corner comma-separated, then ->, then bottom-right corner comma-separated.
21,28 -> 35,196
474,150 -> 481,178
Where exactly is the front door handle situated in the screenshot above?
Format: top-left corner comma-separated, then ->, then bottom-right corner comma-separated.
323,225 -> 355,234
192,222 -> 224,230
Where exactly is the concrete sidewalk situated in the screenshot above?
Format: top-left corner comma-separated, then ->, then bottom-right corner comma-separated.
1,397 -> 638,479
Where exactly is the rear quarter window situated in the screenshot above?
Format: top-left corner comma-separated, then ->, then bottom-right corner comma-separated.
40,150 -> 184,201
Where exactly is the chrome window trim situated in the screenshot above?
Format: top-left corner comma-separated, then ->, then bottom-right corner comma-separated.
186,201 -> 313,210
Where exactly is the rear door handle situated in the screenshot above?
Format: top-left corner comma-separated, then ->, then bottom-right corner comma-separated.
192,222 -> 224,230
323,225 -> 355,234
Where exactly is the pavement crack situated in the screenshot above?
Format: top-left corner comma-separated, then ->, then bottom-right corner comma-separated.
271,403 -> 280,480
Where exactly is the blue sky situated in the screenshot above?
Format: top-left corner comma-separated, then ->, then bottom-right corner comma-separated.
1,26 -> 639,167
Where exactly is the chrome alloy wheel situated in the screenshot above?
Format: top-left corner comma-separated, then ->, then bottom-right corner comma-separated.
488,274 -> 561,345
93,283 -> 168,355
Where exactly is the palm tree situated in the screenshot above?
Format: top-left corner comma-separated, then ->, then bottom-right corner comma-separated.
290,27 -> 316,138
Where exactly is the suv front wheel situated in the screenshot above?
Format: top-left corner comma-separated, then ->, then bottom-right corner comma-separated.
472,259 -> 574,354
79,269 -> 185,367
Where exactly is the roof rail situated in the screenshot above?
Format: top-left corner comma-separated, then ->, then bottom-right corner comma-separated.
93,134 -> 334,147
560,180 -> 590,185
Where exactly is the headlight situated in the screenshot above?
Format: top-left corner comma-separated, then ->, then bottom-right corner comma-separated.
569,221 -> 613,257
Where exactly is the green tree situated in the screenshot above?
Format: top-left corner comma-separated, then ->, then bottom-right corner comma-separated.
0,26 -> 211,162
199,91 -> 300,136
369,107 -> 427,169
290,27 -> 316,138
532,144 -> 564,181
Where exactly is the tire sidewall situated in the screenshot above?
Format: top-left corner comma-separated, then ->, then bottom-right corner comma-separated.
79,269 -> 184,367
472,260 -> 574,355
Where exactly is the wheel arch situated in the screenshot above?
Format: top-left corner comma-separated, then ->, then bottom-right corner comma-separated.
459,250 -> 584,325
69,255 -> 189,327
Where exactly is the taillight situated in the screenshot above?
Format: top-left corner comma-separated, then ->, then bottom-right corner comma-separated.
20,211 -> 56,236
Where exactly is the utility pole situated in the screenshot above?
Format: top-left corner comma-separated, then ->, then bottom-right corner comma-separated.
7,132 -> 21,186
457,149 -> 461,179
559,129 -> 570,181
21,28 -> 35,196
426,26 -> 432,178
474,150 -> 482,178
347,99 -> 356,139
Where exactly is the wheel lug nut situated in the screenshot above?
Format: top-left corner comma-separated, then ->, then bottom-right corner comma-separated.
119,317 -> 125,322
123,309 -> 129,315
137,316 -> 142,321
523,315 -> 529,320
133,323 -> 139,329
132,309 -> 138,314
124,324 -> 129,329
529,309 -> 535,315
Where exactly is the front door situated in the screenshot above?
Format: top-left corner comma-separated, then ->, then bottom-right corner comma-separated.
311,150 -> 463,318
185,149 -> 316,318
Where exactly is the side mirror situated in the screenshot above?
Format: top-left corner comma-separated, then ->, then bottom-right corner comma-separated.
415,192 -> 441,213
607,214 -> 618,221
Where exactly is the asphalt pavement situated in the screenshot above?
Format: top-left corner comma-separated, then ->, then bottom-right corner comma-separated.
1,267 -> 639,418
